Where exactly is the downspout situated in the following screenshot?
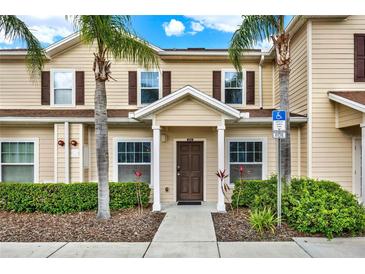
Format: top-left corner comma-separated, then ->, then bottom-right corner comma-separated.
259,54 -> 265,108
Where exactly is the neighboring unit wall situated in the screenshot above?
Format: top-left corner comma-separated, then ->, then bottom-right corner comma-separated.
0,124 -> 54,182
311,16 -> 365,191
337,104 -> 362,128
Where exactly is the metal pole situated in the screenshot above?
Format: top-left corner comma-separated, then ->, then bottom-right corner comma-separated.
277,138 -> 282,227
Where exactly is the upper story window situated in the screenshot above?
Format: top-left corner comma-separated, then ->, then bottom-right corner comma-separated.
223,71 -> 243,105
139,71 -> 160,105
51,69 -> 75,106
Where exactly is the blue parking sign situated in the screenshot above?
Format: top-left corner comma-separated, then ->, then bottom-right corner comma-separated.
272,110 -> 286,121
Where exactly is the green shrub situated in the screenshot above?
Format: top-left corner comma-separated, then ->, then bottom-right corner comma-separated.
0,182 -> 151,214
283,178 -> 365,238
249,207 -> 277,234
231,176 -> 278,210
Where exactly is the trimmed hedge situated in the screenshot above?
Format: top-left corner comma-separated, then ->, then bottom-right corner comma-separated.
231,176 -> 365,238
283,178 -> 365,238
0,182 -> 150,214
231,176 -> 278,210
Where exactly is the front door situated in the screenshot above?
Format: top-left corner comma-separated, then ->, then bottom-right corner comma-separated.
177,141 -> 204,201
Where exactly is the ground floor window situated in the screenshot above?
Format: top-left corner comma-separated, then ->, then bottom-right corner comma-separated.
228,140 -> 263,184
0,141 -> 35,182
117,140 -> 152,184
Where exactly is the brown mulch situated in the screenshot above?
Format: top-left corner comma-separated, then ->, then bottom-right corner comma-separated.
0,207 -> 165,242
212,207 -> 312,242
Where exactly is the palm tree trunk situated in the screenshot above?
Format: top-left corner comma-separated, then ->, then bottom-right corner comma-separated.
279,69 -> 291,183
95,78 -> 110,220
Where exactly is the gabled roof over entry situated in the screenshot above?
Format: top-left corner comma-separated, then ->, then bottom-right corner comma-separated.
129,85 -> 242,120
328,91 -> 365,112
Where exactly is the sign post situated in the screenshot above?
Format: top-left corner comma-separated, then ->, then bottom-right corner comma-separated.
272,110 -> 287,227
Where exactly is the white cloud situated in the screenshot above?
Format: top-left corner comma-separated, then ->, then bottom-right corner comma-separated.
191,21 -> 204,32
254,38 -> 273,52
162,19 -> 185,37
186,16 -> 243,33
28,25 -> 72,44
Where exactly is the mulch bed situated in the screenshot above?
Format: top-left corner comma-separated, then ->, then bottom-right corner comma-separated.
0,206 -> 165,242
212,207 -> 312,242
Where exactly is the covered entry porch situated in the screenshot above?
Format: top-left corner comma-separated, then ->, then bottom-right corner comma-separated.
129,85 -> 244,211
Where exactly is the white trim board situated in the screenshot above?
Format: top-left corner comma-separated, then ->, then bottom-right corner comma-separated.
328,93 -> 365,113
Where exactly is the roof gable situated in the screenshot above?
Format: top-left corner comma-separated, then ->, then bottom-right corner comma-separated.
129,85 -> 241,120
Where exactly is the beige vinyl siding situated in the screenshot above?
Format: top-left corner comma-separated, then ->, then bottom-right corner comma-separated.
273,62 -> 280,108
288,25 -> 307,115
155,98 -> 223,127
300,124 -> 308,176
0,124 -> 54,182
0,42 -> 266,109
337,103 -> 362,128
262,62 -> 274,108
311,16 -> 365,191
56,123 -> 65,182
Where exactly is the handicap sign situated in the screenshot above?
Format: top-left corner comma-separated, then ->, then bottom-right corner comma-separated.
272,110 -> 286,121
272,110 -> 287,139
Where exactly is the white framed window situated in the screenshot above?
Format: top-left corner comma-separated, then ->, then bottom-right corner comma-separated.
138,70 -> 161,106
51,69 -> 75,107
0,138 -> 39,183
221,70 -> 245,105
227,137 -> 267,185
114,138 -> 152,184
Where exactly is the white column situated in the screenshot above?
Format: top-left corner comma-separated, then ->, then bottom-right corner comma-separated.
64,121 -> 70,184
217,125 -> 226,212
152,125 -> 161,211
361,125 -> 365,203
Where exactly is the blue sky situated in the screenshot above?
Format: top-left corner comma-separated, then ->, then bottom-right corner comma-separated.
0,15 -> 293,51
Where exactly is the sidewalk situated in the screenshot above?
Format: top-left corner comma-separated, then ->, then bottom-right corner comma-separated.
1,203 -> 365,258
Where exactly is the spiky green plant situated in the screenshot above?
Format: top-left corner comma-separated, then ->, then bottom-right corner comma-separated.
0,15 -> 46,77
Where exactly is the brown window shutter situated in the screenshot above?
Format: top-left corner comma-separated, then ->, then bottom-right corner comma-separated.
41,71 -> 50,105
354,34 -> 365,82
162,71 -> 171,97
212,71 -> 221,100
246,71 -> 255,105
128,71 -> 137,105
75,71 -> 85,105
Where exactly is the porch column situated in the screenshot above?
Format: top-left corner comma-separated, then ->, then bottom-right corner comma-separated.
152,125 -> 161,211
361,125 -> 365,203
217,125 -> 226,212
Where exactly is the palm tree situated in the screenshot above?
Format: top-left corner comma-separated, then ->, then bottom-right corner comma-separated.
229,16 -> 291,183
70,16 -> 159,220
0,15 -> 46,76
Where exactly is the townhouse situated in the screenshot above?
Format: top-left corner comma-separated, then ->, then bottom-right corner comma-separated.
0,15 -> 364,211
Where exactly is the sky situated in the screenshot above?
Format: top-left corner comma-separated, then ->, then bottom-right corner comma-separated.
0,15 -> 293,51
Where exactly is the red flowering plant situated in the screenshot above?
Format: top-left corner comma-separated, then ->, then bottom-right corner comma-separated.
215,169 -> 232,211
134,170 -> 143,214
236,165 -> 245,213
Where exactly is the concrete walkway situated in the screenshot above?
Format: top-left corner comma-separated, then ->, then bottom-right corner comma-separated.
1,203 -> 365,258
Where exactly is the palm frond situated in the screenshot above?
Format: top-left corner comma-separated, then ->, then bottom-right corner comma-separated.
0,15 -> 46,77
228,15 -> 280,71
71,15 -> 159,70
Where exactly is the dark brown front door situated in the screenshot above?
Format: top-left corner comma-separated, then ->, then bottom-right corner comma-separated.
177,141 -> 204,201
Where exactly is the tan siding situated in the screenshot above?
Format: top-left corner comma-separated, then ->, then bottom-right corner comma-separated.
337,104 -> 362,128
289,25 -> 307,115
56,123 -> 65,182
155,98 -> 222,127
274,62 -> 280,108
0,42 -> 266,109
0,125 -> 54,182
311,16 -> 365,191
262,63 -> 274,108
300,124 -> 308,176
